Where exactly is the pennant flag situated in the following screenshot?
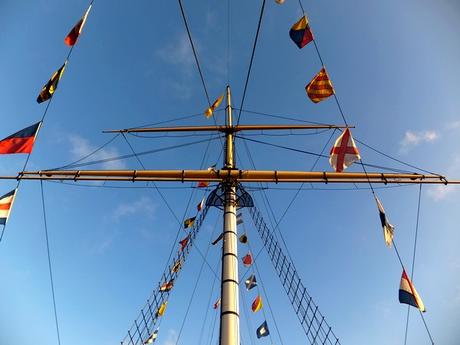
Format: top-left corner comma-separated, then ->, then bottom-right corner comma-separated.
399,270 -> 425,312
236,213 -> 243,225
374,196 -> 395,247
212,233 -> 224,245
179,236 -> 189,252
197,181 -> 209,188
156,302 -> 167,317
256,321 -> 270,338
305,67 -> 334,103
144,329 -> 159,344
242,252 -> 253,267
0,122 -> 41,154
213,297 -> 221,310
204,95 -> 224,118
184,216 -> 196,229
251,295 -> 263,313
37,62 -> 67,103
289,16 -> 314,49
171,259 -> 182,273
197,198 -> 205,212
239,233 -> 248,244
159,280 -> 174,292
64,5 -> 92,46
0,189 -> 17,225
329,128 -> 360,173
245,274 -> 257,291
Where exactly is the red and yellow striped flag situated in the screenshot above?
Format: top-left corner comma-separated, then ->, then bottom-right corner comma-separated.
305,67 -> 334,103
204,95 -> 224,118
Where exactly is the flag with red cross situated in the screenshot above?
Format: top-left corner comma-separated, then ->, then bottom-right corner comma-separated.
329,128 -> 361,172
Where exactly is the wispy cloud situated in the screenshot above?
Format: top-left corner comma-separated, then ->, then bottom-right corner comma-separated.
159,329 -> 177,345
399,130 -> 438,153
427,155 -> 460,201
156,33 -> 196,73
112,196 -> 156,222
447,120 -> 460,130
68,135 -> 126,170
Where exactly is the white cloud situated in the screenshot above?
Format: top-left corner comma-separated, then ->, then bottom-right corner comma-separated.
427,155 -> 460,201
112,196 -> 156,222
156,33 -> 196,72
159,329 -> 178,345
448,120 -> 460,130
399,130 -> 438,153
68,135 -> 126,170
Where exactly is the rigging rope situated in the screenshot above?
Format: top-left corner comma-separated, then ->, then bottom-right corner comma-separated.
175,215 -> 220,345
241,218 -> 285,345
235,0 -> 266,126
40,181 -> 62,345
1,0 -> 95,243
49,136 -> 221,170
249,205 -> 341,345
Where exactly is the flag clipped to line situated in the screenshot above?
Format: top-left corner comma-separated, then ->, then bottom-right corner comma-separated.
184,216 -> 196,229
374,196 -> 395,247
179,236 -> 189,252
305,66 -> 334,103
0,122 -> 41,154
242,252 -> 253,267
213,297 -> 221,309
64,4 -> 92,46
144,328 -> 159,344
236,213 -> 243,225
0,189 -> 17,225
239,233 -> 248,244
156,302 -> 167,317
37,62 -> 67,103
204,95 -> 224,118
329,128 -> 360,173
245,274 -> 257,291
197,198 -> 205,212
251,295 -> 263,313
399,269 -> 425,312
211,233 -> 223,245
159,279 -> 174,292
197,181 -> 209,188
256,321 -> 270,338
171,259 -> 182,273
289,16 -> 314,49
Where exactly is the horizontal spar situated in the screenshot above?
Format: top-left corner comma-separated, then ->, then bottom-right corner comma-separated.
103,124 -> 352,134
6,169 -> 459,185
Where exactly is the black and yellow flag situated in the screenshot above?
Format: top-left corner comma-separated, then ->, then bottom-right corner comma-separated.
37,62 -> 67,103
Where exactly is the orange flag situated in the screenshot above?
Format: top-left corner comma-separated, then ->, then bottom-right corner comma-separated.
305,67 -> 334,103
64,5 -> 92,46
204,95 -> 224,118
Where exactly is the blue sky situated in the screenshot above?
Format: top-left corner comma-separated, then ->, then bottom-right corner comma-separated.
0,0 -> 459,344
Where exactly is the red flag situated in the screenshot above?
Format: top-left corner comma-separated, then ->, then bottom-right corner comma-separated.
197,181 -> 209,188
213,297 -> 221,309
65,5 -> 92,46
0,123 -> 41,154
329,128 -> 360,172
242,252 -> 253,267
179,236 -> 189,251
251,295 -> 263,312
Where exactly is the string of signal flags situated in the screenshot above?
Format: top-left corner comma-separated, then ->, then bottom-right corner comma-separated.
0,1 -> 427,334
0,4 -> 93,237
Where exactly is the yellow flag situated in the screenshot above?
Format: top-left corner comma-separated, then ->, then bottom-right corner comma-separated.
156,302 -> 167,317
204,95 -> 224,118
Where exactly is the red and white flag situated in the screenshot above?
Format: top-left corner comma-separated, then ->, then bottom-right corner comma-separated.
329,128 -> 360,172
0,189 -> 16,225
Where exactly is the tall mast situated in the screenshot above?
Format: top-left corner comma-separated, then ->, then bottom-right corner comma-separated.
219,85 -> 240,345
